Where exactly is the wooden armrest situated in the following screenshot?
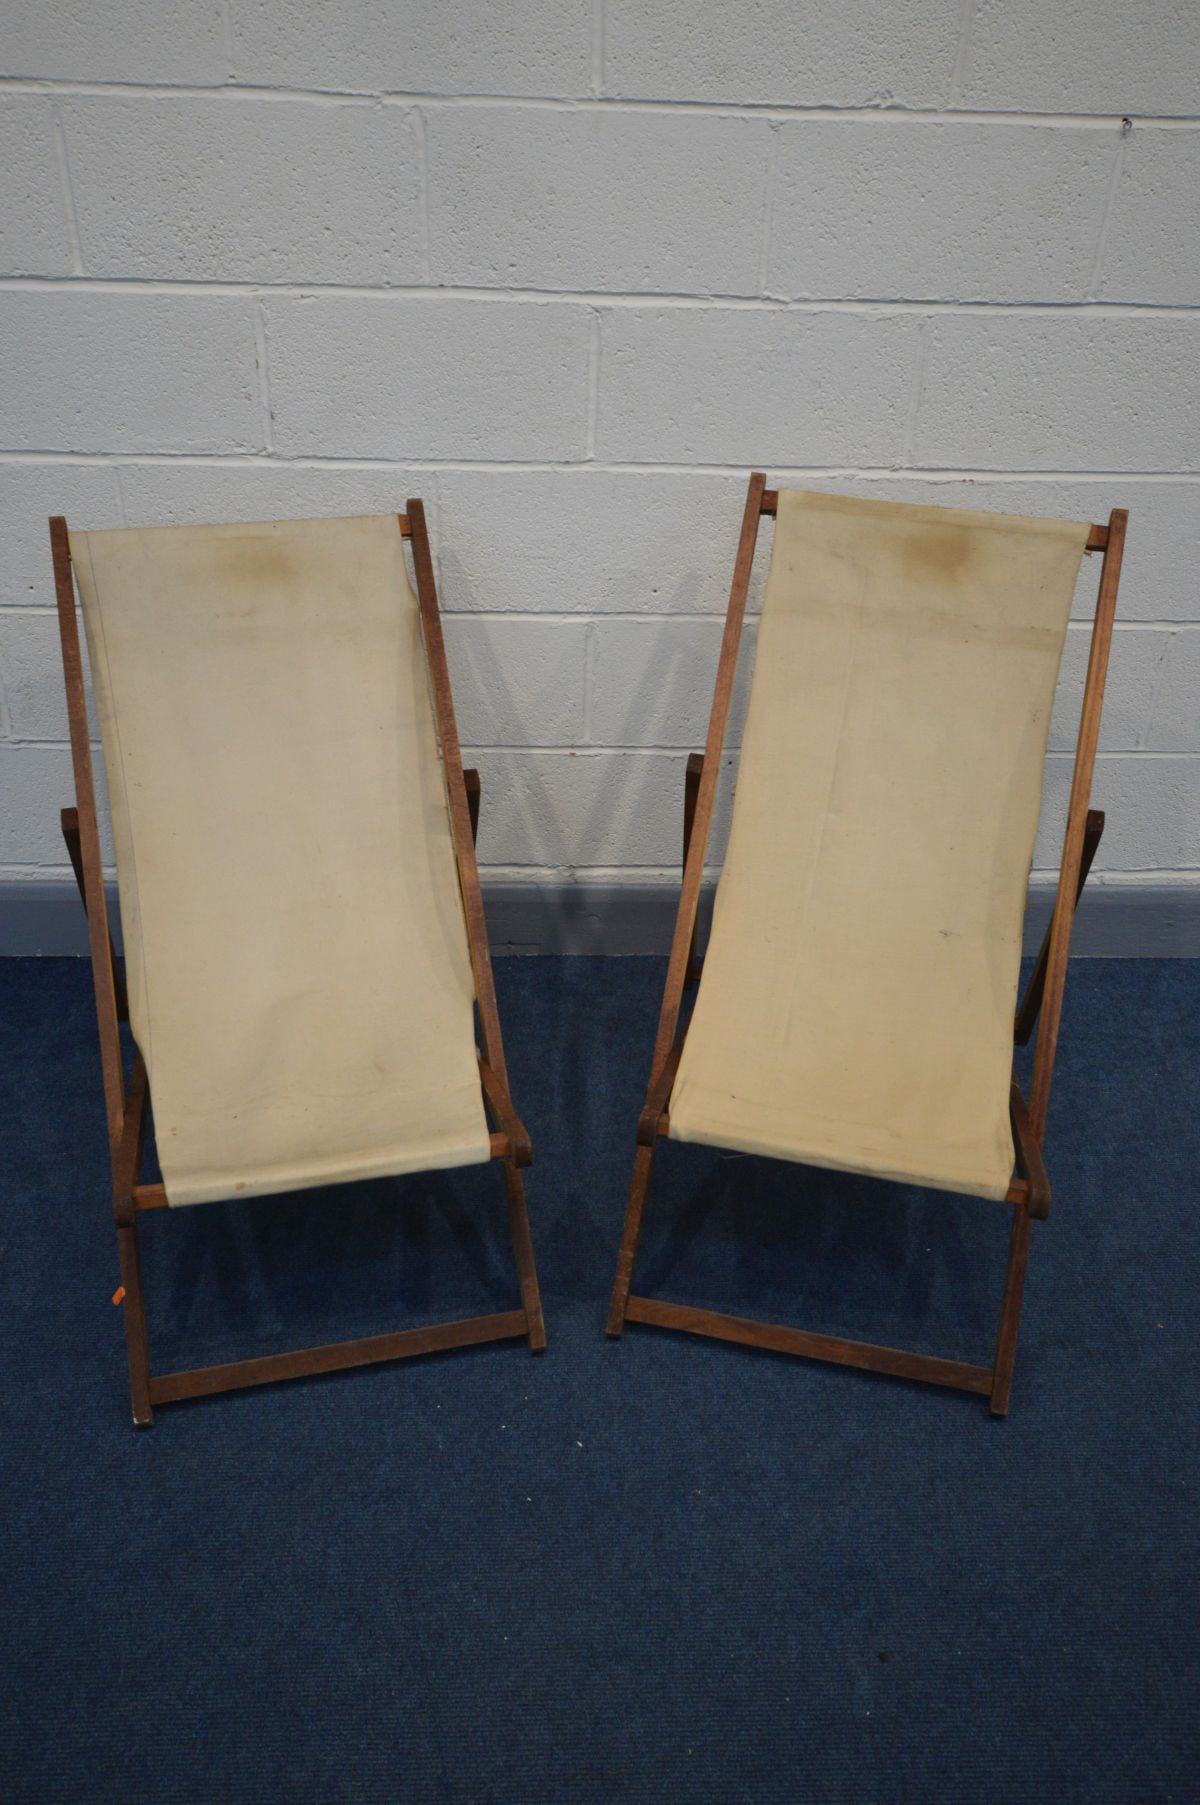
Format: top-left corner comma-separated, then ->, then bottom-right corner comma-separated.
683,754 -> 704,859
637,1039 -> 686,1146
60,806 -> 129,1022
1015,809 -> 1105,1046
478,1055 -> 532,1167
463,767 -> 481,846
1009,1083 -> 1050,1219
682,756 -> 705,987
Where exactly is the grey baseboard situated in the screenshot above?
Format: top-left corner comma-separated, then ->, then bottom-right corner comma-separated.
2,876 -> 1198,957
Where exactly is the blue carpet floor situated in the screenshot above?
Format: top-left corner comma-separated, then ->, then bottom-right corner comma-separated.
1,956 -> 1197,1804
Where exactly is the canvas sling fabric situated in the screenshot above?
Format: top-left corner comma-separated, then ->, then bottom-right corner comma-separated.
667,489 -> 1089,1200
70,514 -> 492,1206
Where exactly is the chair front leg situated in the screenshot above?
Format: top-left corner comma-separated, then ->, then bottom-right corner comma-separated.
112,1055 -> 154,1426
607,1143 -> 657,1336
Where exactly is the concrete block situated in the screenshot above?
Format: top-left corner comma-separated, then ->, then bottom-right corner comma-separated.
1099,130 -> 1200,306
913,316 -> 1200,471
266,295 -> 589,459
444,617 -> 587,746
960,0 -> 1200,116
64,96 -> 424,284
0,99 -> 73,277
0,292 -> 262,454
427,107 -> 769,294
604,0 -> 963,108
1144,629 -> 1200,751
229,0 -> 593,97
597,307 -> 919,465
770,121 -> 1112,302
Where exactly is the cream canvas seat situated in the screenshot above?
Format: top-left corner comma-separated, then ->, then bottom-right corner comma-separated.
607,475 -> 1127,1416
53,505 -> 545,1426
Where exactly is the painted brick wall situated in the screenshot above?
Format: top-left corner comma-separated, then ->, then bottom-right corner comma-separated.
2,2 -> 1198,906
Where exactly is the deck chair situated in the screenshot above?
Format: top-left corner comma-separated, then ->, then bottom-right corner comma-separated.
607,475 -> 1126,1415
51,504 -> 545,1426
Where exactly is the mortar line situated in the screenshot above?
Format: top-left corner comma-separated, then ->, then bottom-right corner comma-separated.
411,104 -> 433,282
4,77 -> 1200,129
756,123 -> 781,295
1086,122 -> 1129,298
585,310 -> 601,460
5,274 -> 1200,315
947,0 -> 978,108
50,107 -> 85,274
591,0 -> 606,100
252,299 -> 274,450
2,451 -> 1199,481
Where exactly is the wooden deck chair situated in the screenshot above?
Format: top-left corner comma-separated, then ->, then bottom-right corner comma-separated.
51,504 -> 545,1426
607,475 -> 1126,1415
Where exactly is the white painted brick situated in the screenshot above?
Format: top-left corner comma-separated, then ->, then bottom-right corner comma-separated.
1144,630 -> 1200,752
1035,755 -> 1200,871
444,618 -> 586,746
770,122 -> 1112,302
116,461 -> 428,528
430,471 -> 1199,624
1098,131 -> 1200,306
265,296 -> 589,459
589,617 -> 758,749
0,464 -> 121,608
228,0 -> 593,96
434,470 -> 770,616
0,744 -> 112,867
960,0 -> 1200,116
604,0 -> 962,107
760,475 -> 1199,623
0,100 -> 73,277
463,750 -> 688,869
913,318 -> 1200,472
427,109 -> 769,295
0,293 -> 262,453
7,2 -> 226,84
1049,625 -> 1171,753
64,97 -> 424,285
597,309 -> 919,465
0,611 -> 74,741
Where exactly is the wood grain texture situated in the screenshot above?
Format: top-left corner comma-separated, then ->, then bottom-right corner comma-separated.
50,519 -> 125,1155
623,1298 -> 994,1394
148,1311 -> 530,1405
1030,509 -> 1127,1140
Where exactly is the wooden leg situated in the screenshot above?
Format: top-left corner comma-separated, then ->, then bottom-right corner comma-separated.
683,754 -> 704,988
1015,808 -> 1104,1045
115,1218 -> 154,1427
990,1200 -> 1034,1418
607,1142 -> 656,1336
501,1160 -> 546,1352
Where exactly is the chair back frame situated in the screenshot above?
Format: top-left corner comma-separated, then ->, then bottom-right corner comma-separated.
607,473 -> 1127,1416
50,505 -> 546,1426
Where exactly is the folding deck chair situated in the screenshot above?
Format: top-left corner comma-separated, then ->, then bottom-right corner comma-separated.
607,475 -> 1126,1415
52,504 -> 545,1425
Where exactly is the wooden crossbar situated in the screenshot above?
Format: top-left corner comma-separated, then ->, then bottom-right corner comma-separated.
148,1312 -> 529,1407
624,1298 -> 994,1395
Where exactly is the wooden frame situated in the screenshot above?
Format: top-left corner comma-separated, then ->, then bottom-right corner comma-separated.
51,504 -> 545,1427
606,475 -> 1127,1415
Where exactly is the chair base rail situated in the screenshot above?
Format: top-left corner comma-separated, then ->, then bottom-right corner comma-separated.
621,1296 -> 995,1397
147,1309 -> 531,1411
